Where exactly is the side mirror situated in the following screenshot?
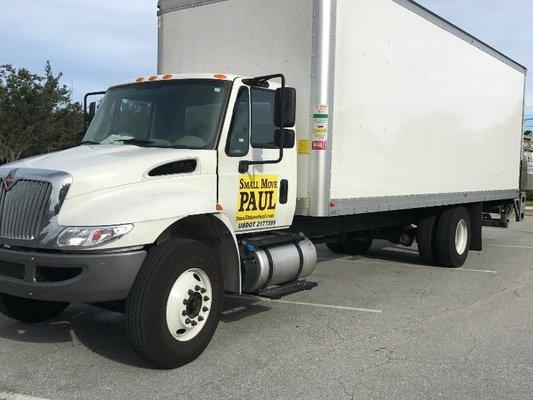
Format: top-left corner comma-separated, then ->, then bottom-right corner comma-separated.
274,129 -> 295,149
83,91 -> 106,132
274,87 -> 296,128
87,101 -> 97,124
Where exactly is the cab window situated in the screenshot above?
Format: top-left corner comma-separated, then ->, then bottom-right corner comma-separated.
226,87 -> 250,157
251,88 -> 276,148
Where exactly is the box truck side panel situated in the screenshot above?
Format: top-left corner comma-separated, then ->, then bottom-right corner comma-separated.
328,0 -> 525,214
158,0 -> 313,200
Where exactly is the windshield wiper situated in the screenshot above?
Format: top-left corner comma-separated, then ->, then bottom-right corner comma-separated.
80,140 -> 101,145
120,139 -> 155,147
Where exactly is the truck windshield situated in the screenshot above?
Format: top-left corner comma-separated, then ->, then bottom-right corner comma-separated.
83,80 -> 231,149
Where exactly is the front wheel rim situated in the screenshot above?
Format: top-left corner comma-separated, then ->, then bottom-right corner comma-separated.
166,268 -> 212,342
455,219 -> 468,255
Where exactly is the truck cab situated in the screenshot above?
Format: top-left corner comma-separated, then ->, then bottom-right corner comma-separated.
83,74 -> 297,233
0,73 -> 307,368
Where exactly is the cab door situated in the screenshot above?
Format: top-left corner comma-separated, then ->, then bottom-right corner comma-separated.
217,80 -> 297,233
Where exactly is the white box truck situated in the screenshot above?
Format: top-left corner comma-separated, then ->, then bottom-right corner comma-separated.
0,0 -> 527,368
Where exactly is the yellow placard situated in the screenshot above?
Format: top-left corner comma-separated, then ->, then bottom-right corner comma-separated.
298,140 -> 311,154
236,174 -> 278,222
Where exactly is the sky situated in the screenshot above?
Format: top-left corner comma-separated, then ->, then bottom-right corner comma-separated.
0,0 -> 531,118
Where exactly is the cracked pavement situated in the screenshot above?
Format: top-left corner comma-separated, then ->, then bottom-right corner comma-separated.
0,218 -> 532,399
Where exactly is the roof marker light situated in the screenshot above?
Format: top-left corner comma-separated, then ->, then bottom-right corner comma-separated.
162,74 -> 173,80
136,77 -> 144,83
213,73 -> 227,80
148,75 -> 159,81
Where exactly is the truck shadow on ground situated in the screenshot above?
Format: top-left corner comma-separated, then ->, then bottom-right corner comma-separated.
0,296 -> 272,368
317,241 -> 432,267
0,243 -> 436,368
361,242 -> 427,265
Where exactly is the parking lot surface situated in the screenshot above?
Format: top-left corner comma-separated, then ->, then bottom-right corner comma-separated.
0,218 -> 532,400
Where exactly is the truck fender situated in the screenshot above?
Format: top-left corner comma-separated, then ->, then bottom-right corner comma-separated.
155,213 -> 241,294
58,183 -> 242,293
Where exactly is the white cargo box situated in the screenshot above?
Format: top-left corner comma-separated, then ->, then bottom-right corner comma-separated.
158,0 -> 526,217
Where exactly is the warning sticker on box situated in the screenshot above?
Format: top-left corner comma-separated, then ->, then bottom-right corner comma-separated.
314,104 -> 329,115
298,140 -> 311,154
312,104 -> 329,141
312,140 -> 327,151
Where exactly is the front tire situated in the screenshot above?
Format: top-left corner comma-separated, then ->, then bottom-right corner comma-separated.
126,239 -> 223,369
436,207 -> 471,268
0,293 -> 69,323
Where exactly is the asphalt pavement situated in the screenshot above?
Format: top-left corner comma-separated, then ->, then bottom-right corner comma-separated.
0,218 -> 532,400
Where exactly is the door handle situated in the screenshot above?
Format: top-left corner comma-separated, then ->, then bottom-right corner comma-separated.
280,179 -> 289,204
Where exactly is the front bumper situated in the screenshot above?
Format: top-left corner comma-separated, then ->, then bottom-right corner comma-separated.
0,248 -> 146,303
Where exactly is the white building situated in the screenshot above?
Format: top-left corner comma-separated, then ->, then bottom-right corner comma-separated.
524,126 -> 533,190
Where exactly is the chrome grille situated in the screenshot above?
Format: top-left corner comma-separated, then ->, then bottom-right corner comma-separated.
0,180 -> 52,240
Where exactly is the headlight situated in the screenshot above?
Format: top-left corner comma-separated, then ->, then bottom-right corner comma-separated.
57,224 -> 133,248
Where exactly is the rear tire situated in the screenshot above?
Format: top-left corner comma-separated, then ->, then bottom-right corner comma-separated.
327,236 -> 373,256
417,213 -> 441,265
0,293 -> 69,323
436,207 -> 471,268
126,239 -> 223,369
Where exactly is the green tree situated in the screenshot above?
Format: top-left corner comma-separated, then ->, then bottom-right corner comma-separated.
0,62 -> 83,164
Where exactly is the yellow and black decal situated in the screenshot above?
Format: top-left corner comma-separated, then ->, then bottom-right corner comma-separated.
236,174 -> 278,229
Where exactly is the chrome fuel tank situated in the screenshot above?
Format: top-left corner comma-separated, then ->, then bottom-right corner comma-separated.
242,237 -> 317,293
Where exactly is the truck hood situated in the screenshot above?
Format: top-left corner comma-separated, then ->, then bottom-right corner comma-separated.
2,145 -> 216,198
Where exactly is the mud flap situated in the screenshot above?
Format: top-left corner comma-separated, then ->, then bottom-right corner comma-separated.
467,203 -> 483,251
514,191 -> 526,222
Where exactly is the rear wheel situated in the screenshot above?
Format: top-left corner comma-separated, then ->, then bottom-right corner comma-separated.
0,293 -> 69,323
126,239 -> 223,369
327,236 -> 373,256
436,207 -> 471,268
417,213 -> 441,265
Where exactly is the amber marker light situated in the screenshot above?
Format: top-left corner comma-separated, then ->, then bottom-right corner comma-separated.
136,77 -> 144,83
216,204 -> 223,212
148,75 -> 159,81
162,74 -> 173,80
213,73 -> 227,80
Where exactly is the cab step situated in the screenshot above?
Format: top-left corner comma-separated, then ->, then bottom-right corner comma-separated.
255,280 -> 317,300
